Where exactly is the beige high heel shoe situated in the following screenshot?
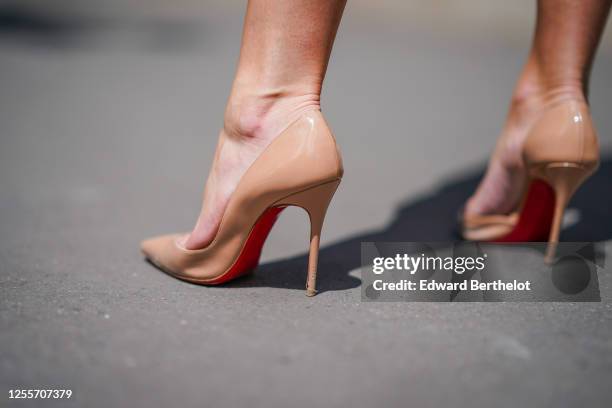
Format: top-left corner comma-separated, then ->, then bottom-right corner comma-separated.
461,98 -> 599,262
141,110 -> 343,296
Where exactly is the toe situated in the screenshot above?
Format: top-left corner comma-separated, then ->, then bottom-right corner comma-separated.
140,234 -> 180,261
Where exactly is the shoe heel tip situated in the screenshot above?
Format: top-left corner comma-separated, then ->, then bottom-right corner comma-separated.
305,289 -> 317,297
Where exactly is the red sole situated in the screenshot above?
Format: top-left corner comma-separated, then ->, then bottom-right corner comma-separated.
493,179 -> 556,242
203,207 -> 285,285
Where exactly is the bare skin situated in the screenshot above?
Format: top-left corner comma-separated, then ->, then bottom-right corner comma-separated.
184,0 -> 347,250
465,0 -> 612,217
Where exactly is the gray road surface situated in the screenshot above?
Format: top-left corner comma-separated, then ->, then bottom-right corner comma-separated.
1,5 -> 612,408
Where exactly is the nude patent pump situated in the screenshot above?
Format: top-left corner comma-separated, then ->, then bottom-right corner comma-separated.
141,110 -> 343,296
461,98 -> 600,262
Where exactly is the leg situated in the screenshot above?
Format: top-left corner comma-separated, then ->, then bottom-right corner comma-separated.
184,0 -> 347,249
465,0 -> 611,217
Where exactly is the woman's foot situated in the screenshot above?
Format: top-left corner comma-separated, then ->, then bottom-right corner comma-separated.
464,67 -> 586,218
183,93 -> 321,250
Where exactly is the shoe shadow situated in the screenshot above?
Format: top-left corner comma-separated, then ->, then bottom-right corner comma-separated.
228,155 -> 612,294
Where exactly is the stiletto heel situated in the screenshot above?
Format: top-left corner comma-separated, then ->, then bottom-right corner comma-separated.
276,179 -> 341,296
530,163 -> 597,263
141,110 -> 343,291
461,98 -> 600,251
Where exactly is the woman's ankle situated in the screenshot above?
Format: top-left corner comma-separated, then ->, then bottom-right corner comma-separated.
223,89 -> 321,142
511,59 -> 587,113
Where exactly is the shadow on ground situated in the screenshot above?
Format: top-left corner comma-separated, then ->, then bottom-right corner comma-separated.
226,155 -> 612,294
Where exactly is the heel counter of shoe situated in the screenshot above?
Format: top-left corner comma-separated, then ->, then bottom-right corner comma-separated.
233,109 -> 343,205
311,110 -> 343,179
523,100 -> 600,168
577,102 -> 600,167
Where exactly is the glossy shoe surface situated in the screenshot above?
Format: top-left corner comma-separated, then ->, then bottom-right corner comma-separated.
461,98 -> 599,249
141,110 -> 343,292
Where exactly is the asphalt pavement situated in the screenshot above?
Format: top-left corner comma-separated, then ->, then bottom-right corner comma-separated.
1,4 -> 612,408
